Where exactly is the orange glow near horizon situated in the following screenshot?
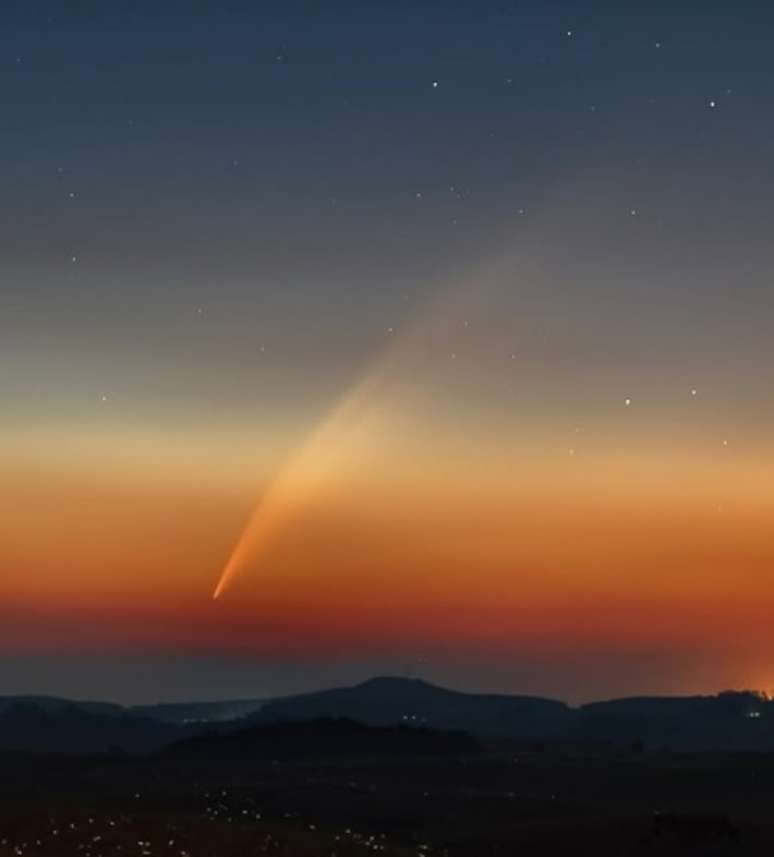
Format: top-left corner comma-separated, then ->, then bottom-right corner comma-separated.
5,260 -> 774,700
6,417 -> 774,673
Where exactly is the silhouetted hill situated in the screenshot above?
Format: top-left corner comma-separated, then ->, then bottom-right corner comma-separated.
252,676 -> 572,738
0,695 -> 125,718
3,681 -> 774,754
575,691 -> 774,750
0,695 -> 267,726
249,679 -> 774,750
162,716 -> 479,761
131,698 -> 267,724
0,703 -> 189,756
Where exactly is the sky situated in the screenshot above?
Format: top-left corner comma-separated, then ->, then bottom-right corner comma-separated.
2,0 -> 774,704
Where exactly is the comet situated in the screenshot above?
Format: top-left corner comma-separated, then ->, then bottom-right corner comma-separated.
212,364 -> 395,600
212,263 -> 508,600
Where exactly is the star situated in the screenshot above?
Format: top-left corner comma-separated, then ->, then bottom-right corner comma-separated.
431,80 -> 439,88
624,398 -> 632,407
709,100 -> 717,108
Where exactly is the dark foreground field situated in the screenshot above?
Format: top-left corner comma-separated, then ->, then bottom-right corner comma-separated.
3,747 -> 774,856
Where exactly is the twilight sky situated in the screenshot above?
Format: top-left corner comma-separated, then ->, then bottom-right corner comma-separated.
3,1 -> 774,703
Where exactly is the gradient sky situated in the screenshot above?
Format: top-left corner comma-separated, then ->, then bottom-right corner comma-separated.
3,1 -> 774,704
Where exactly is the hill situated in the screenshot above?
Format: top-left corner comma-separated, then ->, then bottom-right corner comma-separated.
0,695 -> 125,718
252,676 -> 572,738
2,680 -> 773,753
0,703 -> 188,756
575,690 -> 774,750
131,698 -> 266,724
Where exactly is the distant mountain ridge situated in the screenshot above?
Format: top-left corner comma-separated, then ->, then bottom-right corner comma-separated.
573,690 -> 771,750
0,696 -> 267,725
1,678 -> 772,755
131,698 -> 267,724
252,676 -> 572,738
0,695 -> 126,718
0,702 -> 188,755
252,678 -> 774,750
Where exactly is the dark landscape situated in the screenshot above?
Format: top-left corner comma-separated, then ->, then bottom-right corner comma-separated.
2,678 -> 774,855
